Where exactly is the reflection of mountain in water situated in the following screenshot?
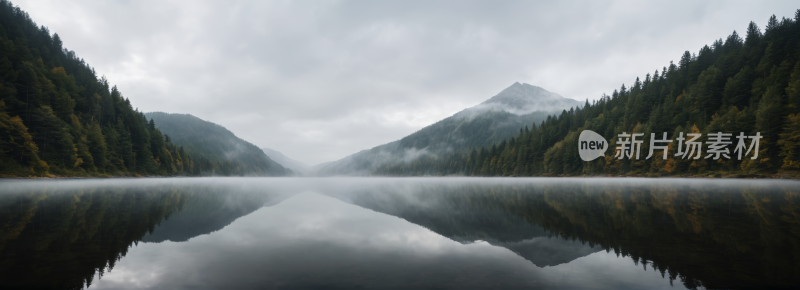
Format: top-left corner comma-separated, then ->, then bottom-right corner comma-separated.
488,237 -> 600,267
142,190 -> 287,243
331,179 -> 800,290
2,179 -> 800,290
0,181 -> 290,289
351,194 -> 548,242
337,184 -> 601,268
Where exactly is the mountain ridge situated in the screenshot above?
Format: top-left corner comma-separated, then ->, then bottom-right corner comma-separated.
261,147 -> 311,175
145,112 -> 292,176
374,12 -> 800,178
476,82 -> 582,115
316,83 -> 580,176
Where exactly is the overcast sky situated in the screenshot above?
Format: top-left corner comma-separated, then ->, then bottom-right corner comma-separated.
13,0 -> 799,165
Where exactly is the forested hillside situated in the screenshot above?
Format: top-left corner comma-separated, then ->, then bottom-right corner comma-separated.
146,112 -> 292,176
0,0 -> 288,177
382,11 -> 800,177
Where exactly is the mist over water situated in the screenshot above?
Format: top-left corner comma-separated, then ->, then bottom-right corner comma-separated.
1,177 -> 799,289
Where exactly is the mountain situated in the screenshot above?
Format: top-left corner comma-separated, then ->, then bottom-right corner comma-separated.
476,82 -> 582,115
261,147 -> 311,175
316,83 -> 581,176
388,12 -> 800,177
145,112 -> 292,176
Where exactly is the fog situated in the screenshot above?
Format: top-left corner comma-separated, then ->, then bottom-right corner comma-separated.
8,177 -> 799,288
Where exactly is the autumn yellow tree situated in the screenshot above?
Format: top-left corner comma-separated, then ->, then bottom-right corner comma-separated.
0,100 -> 49,175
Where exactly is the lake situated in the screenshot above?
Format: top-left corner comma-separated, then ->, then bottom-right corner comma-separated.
1,177 -> 799,289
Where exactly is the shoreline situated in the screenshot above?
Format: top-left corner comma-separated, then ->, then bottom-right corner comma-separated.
2,173 -> 797,179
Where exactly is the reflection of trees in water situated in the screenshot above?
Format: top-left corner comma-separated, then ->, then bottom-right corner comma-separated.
358,181 -> 800,289
0,186 -> 187,289
0,184 -> 274,290
1,180 -> 798,289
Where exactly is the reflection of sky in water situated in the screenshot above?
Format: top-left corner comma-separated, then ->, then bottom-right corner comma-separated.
91,191 -> 684,290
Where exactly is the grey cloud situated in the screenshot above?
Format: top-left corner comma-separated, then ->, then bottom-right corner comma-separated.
14,0 -> 799,164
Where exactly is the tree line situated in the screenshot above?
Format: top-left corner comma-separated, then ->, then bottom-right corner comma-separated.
377,11 -> 800,177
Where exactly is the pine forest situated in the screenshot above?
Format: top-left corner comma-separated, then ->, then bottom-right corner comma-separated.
378,11 -> 800,178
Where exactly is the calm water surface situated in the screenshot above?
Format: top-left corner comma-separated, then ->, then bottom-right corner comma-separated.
1,178 -> 799,289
